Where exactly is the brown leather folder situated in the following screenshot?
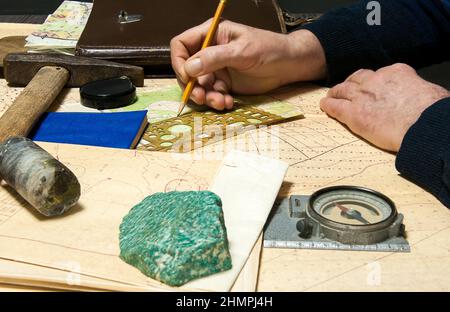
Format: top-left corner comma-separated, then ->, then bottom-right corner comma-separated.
75,0 -> 286,76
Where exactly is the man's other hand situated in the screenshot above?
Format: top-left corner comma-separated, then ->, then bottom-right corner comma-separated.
320,63 -> 450,152
171,19 -> 326,110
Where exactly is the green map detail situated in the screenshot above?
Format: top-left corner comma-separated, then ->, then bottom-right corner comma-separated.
109,83 -> 302,126
119,191 -> 232,286
112,85 -> 182,112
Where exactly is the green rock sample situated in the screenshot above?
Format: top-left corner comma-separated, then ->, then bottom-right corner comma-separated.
119,191 -> 232,286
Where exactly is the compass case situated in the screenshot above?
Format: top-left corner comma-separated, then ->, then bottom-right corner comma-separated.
264,186 -> 410,252
75,0 -> 286,77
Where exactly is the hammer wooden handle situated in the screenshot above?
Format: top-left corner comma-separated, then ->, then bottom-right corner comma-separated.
0,66 -> 69,143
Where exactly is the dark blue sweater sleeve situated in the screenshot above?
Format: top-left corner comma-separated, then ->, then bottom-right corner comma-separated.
302,0 -> 450,84
396,98 -> 450,207
301,0 -> 450,207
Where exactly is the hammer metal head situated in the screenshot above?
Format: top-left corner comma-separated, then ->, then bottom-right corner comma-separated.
0,36 -> 27,73
4,53 -> 145,87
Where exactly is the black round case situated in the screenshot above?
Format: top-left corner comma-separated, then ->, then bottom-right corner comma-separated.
80,76 -> 137,110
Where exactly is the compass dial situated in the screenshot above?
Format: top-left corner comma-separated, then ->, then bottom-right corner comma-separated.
311,187 -> 394,226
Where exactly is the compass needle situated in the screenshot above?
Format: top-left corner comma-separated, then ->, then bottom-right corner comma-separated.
348,210 -> 370,225
334,203 -> 370,224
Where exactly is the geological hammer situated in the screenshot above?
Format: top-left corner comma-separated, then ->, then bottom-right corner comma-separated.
0,53 -> 144,217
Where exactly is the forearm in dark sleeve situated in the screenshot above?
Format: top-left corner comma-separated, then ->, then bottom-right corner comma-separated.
396,98 -> 450,208
301,0 -> 450,84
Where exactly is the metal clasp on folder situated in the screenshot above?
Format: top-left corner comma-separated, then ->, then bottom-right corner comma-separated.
118,10 -> 143,24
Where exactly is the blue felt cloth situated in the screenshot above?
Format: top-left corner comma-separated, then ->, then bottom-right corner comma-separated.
29,111 -> 148,149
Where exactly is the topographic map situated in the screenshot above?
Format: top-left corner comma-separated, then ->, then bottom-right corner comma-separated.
1,75 -> 450,291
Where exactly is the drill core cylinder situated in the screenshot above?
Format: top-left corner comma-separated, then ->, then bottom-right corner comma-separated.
0,137 -> 80,217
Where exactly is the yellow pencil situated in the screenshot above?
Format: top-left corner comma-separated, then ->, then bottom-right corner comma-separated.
177,0 -> 228,116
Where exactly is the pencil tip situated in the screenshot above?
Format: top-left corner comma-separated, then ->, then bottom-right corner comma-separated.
177,105 -> 184,117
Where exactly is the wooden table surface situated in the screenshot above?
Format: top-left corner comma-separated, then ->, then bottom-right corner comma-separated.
1,23 -> 449,292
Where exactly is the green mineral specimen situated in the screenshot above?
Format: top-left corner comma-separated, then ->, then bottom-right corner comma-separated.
119,191 -> 232,286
